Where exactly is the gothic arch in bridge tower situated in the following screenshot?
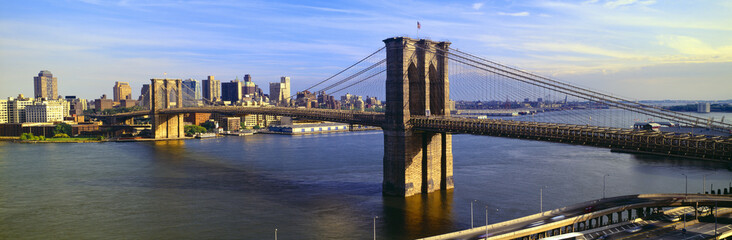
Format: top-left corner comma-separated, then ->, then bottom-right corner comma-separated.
382,37 -> 453,197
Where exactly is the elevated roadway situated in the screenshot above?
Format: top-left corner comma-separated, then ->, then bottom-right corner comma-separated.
86,107 -> 732,161
419,194 -> 732,240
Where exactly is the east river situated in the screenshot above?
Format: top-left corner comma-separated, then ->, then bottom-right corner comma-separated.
1,129 -> 731,239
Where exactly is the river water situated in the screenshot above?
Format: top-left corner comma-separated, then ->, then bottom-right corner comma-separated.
1,130 -> 730,239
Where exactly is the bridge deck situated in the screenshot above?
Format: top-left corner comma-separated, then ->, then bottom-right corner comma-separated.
412,116 -> 732,161
88,107 -> 731,161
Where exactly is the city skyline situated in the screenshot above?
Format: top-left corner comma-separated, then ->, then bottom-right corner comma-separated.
1,0 -> 731,100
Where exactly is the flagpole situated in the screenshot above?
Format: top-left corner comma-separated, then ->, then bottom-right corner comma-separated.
416,21 -> 420,39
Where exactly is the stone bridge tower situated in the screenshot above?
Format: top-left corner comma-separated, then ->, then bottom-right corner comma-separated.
150,78 -> 185,139
382,37 -> 453,196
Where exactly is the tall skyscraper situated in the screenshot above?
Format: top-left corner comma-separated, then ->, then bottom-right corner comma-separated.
139,84 -> 150,108
269,76 -> 291,106
280,76 -> 291,105
242,74 -> 257,96
202,76 -> 220,102
182,78 -> 202,100
113,81 -> 132,102
33,70 -> 58,100
221,80 -> 242,103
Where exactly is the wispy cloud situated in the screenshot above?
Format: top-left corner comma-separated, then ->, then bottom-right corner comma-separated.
603,0 -> 656,8
472,3 -> 484,10
604,0 -> 638,8
657,35 -> 732,57
498,11 -> 530,17
522,42 -> 643,59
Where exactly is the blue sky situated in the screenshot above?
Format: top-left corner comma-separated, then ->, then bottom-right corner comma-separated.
1,0 -> 731,100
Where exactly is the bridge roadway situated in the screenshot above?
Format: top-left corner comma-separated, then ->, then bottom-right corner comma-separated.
87,106 -> 731,161
419,194 -> 732,240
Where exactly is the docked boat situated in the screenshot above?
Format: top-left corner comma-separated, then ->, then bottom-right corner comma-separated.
195,133 -> 217,139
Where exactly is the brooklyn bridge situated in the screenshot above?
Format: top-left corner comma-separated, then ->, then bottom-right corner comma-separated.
89,37 -> 732,197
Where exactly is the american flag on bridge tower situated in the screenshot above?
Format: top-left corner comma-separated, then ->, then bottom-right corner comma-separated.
417,21 -> 421,29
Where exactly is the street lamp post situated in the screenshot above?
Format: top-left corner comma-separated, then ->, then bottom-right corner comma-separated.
715,201 -> 718,237
681,173 -> 688,196
275,228 -> 278,240
471,200 -> 477,228
373,216 -> 378,240
485,206 -> 489,238
603,174 -> 610,199
682,173 -> 688,231
540,186 -> 547,215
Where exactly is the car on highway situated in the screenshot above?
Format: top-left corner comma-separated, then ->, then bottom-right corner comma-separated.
550,215 -> 566,221
698,207 -> 711,214
584,206 -> 595,213
476,233 -> 494,239
666,215 -> 681,222
626,226 -> 642,233
540,232 -> 583,240
526,220 -> 545,228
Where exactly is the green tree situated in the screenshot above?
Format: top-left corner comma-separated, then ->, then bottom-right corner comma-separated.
184,125 -> 207,136
53,133 -> 70,138
201,121 -> 216,131
54,123 -> 72,136
20,133 -> 33,140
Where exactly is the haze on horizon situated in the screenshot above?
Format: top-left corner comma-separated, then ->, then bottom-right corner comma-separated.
1,0 -> 730,101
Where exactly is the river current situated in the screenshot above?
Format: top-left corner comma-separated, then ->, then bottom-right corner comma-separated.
1,128 -> 730,239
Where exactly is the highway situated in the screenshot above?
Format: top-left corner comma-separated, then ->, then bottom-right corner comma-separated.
419,194 -> 732,240
642,210 -> 732,240
580,207 -> 732,240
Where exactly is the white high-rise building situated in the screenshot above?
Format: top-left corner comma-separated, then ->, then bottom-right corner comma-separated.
8,95 -> 34,123
280,76 -> 290,105
0,100 -> 7,123
269,76 -> 291,106
25,102 -> 64,123
697,102 -> 711,113
46,100 -> 70,118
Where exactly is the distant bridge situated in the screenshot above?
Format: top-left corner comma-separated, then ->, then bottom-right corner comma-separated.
88,37 -> 732,197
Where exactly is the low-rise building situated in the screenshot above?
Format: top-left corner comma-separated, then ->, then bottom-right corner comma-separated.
222,117 -> 240,131
119,99 -> 138,108
184,112 -> 212,126
268,122 -> 375,134
25,102 -> 65,123
95,95 -> 114,111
